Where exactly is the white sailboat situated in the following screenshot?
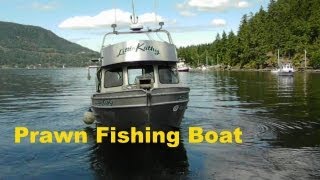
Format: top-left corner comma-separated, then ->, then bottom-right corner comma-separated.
271,50 -> 294,76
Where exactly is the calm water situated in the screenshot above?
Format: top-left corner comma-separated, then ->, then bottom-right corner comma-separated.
1,69 -> 320,179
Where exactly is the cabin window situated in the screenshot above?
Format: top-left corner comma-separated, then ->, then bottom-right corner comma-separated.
104,68 -> 123,88
128,66 -> 154,85
158,65 -> 179,84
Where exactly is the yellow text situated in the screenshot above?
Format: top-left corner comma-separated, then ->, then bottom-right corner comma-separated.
14,127 -> 87,143
189,127 -> 243,144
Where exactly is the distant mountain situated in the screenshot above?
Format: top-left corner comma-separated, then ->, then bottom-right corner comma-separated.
0,21 -> 99,68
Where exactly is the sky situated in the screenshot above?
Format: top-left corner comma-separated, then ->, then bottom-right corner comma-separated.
0,0 -> 269,51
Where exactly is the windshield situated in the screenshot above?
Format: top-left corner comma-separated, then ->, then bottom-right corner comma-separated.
128,65 -> 154,85
104,68 -> 123,88
158,65 -> 179,84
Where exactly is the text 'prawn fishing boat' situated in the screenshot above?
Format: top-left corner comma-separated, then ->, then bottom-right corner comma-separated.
84,4 -> 190,130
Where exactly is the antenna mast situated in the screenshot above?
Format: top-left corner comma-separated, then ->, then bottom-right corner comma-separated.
154,0 -> 158,26
130,0 -> 138,24
130,0 -> 143,31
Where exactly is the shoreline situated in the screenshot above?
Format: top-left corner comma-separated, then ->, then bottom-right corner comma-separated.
1,66 -> 320,72
189,67 -> 320,73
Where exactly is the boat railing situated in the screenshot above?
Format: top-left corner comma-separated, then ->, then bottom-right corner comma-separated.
100,23 -> 174,54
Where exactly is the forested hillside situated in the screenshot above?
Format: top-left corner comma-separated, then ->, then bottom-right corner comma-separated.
0,21 -> 99,68
178,0 -> 320,69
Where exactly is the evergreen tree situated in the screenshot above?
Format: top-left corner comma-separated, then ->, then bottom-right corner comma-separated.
177,0 -> 320,69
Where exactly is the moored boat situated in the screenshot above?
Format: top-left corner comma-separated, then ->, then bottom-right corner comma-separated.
271,63 -> 295,76
177,61 -> 189,72
271,50 -> 295,76
87,7 -> 190,130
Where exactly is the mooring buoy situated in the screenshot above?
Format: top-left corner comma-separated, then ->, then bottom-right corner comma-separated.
83,111 -> 96,124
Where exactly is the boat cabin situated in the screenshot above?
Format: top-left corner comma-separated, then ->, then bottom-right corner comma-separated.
282,63 -> 293,69
96,40 -> 181,93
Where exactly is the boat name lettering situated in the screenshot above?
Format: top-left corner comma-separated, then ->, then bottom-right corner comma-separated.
103,99 -> 113,106
117,43 -> 160,57
94,99 -> 113,106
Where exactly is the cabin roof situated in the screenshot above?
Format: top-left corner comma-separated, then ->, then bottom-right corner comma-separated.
101,40 -> 178,67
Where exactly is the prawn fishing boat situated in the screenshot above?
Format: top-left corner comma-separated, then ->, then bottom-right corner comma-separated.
84,3 -> 190,130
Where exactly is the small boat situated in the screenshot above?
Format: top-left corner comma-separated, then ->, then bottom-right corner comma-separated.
86,4 -> 190,130
177,61 -> 189,72
201,65 -> 208,71
200,55 -> 209,71
271,63 -> 295,76
271,50 -> 294,76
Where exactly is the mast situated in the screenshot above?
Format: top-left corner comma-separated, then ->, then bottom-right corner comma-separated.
277,49 -> 280,67
130,0 -> 138,24
304,49 -> 307,69
217,54 -> 219,65
206,55 -> 208,66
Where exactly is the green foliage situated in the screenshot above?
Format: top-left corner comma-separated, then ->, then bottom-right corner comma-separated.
0,21 -> 99,68
177,0 -> 320,69
310,51 -> 320,69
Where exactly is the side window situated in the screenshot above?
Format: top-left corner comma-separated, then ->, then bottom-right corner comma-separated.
158,65 -> 179,84
128,66 -> 154,85
104,68 -> 123,88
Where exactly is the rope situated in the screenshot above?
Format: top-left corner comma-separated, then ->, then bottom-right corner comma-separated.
154,0 -> 158,27
156,32 -> 165,42
146,32 -> 154,40
113,0 -> 117,24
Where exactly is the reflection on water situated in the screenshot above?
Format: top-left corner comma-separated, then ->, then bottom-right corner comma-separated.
180,71 -> 320,179
277,75 -> 294,90
85,127 -> 189,179
1,69 -> 320,179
